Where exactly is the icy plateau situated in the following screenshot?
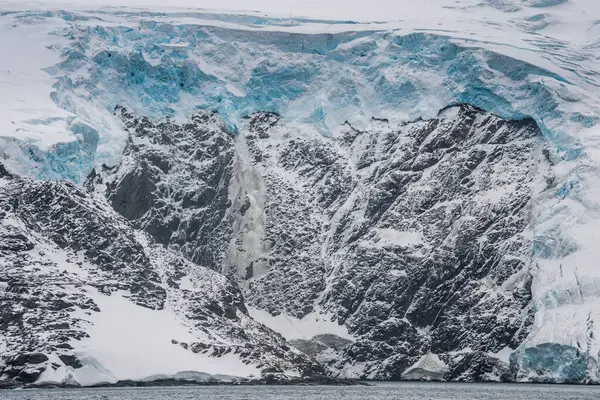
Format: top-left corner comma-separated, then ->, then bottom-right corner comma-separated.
1,0 -> 600,387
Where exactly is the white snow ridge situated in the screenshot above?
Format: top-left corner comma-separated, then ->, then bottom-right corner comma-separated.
1,0 -> 600,388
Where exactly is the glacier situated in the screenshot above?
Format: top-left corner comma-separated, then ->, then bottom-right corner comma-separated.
1,0 -> 600,385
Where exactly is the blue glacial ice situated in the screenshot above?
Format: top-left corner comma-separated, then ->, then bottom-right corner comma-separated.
510,343 -> 593,383
42,17 -> 598,178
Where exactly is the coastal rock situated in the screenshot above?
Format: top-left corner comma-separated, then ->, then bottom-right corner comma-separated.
96,104 -> 543,382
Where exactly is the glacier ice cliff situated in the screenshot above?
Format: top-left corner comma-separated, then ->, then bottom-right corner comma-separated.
1,2 -> 600,385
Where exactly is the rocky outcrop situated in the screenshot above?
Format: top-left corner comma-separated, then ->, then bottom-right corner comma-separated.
0,171 -> 320,388
95,104 -> 543,382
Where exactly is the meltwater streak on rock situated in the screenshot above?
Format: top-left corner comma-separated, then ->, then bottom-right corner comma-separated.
226,121 -> 270,284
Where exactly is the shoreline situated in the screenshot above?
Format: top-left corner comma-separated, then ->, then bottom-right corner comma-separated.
0,375 -> 368,390
3,378 -> 600,390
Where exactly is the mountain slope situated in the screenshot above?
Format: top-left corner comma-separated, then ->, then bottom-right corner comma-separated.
0,167 -> 320,388
88,104 -> 582,382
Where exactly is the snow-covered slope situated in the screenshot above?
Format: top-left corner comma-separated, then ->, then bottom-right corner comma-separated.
0,0 -> 599,385
0,168 -> 319,387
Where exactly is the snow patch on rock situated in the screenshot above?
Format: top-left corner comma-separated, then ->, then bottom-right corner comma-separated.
70,288 -> 260,384
402,352 -> 449,381
248,306 -> 354,341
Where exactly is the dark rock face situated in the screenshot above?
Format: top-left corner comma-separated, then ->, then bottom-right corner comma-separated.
0,163 -> 11,178
101,106 -> 237,271
13,179 -> 166,310
109,163 -> 157,221
446,351 -> 513,382
0,173 -> 320,387
58,354 -> 83,369
97,104 -> 541,382
319,106 -> 539,380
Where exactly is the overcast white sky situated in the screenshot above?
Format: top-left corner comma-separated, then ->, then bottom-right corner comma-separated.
0,0 -> 499,21
3,1 -> 599,27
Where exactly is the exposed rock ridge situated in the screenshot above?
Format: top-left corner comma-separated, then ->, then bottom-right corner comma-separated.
0,170 -> 320,387
96,104 -> 544,382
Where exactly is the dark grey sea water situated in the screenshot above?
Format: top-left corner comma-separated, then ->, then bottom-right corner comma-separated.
3,382 -> 600,400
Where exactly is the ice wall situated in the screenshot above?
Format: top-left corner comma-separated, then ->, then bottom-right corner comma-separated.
3,8 -> 598,180
52,22 -> 594,166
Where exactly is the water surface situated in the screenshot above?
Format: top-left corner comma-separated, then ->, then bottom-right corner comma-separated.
4,382 -> 600,400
